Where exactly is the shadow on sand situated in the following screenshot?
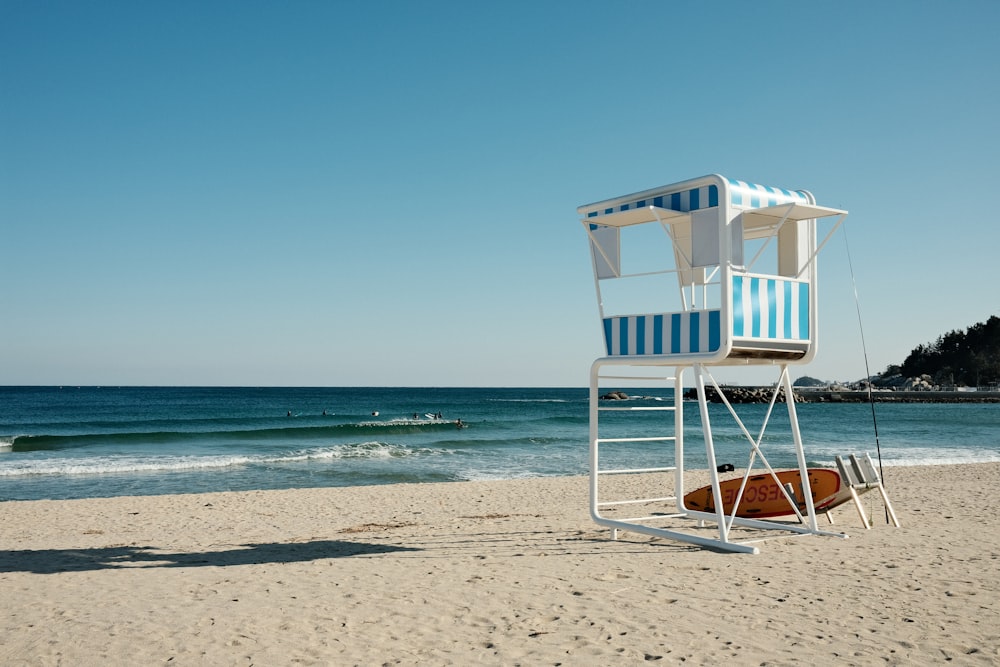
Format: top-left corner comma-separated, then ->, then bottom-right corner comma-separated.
0,539 -> 421,574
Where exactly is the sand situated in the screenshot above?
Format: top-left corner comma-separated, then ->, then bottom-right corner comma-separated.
2,463 -> 998,665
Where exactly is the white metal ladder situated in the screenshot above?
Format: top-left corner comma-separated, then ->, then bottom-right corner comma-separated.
589,369 -> 686,540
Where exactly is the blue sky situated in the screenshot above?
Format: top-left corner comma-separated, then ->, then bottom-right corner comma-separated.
3,1 -> 998,387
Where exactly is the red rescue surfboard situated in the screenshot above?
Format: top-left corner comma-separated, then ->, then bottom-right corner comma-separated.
683,468 -> 843,519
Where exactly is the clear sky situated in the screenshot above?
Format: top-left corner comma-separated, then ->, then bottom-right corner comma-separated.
3,1 -> 998,387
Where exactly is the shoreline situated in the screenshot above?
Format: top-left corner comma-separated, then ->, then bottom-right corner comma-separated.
3,463 -> 999,664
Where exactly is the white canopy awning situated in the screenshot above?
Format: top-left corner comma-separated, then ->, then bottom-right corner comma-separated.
742,203 -> 847,231
585,206 -> 692,228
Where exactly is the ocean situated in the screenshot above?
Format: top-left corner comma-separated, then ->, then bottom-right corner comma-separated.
2,386 -> 999,502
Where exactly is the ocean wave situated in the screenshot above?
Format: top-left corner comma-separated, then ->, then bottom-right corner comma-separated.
0,441 -> 447,477
460,469 -> 547,482
1,419 -> 467,452
870,450 -> 1000,466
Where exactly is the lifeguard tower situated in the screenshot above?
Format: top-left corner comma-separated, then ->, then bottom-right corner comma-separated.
579,174 -> 848,553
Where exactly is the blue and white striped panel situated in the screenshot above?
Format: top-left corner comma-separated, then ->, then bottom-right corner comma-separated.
732,276 -> 810,340
603,311 -> 722,356
727,178 -> 809,209
586,185 -> 720,219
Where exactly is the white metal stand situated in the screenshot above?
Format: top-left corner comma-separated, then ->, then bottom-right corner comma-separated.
589,360 -> 847,554
578,174 -> 853,554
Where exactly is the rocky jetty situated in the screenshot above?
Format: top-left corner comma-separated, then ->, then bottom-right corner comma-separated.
602,377 -> 1000,404
792,374 -> 1000,402
682,386 -> 803,404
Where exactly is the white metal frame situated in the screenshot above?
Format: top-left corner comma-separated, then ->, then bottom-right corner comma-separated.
589,359 -> 847,554
580,175 -> 851,553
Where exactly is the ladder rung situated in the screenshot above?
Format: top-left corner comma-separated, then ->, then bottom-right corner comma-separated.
597,495 -> 676,507
598,406 -> 675,412
608,513 -> 686,522
597,466 -> 676,475
596,436 -> 675,444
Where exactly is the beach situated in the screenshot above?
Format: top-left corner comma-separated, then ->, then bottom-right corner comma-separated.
2,463 -> 998,665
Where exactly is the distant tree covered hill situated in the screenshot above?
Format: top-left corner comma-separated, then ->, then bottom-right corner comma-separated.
899,315 -> 1000,386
